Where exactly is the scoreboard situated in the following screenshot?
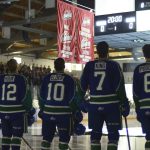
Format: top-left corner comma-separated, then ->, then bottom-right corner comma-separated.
94,0 -> 150,36
135,0 -> 150,11
95,12 -> 136,35
95,0 -> 135,16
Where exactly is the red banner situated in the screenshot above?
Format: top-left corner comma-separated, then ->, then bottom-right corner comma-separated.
57,0 -> 77,62
76,8 -> 94,64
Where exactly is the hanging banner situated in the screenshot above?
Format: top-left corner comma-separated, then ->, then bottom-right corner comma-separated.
57,0 -> 77,62
76,8 -> 94,64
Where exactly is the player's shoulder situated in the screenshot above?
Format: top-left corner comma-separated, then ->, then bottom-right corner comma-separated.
84,60 -> 98,68
108,59 -> 120,65
134,62 -> 149,72
136,62 -> 147,68
84,60 -> 94,66
3,73 -> 26,79
64,72 -> 75,81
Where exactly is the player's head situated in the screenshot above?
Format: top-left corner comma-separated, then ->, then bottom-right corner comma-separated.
54,57 -> 65,72
96,41 -> 109,58
142,44 -> 150,59
7,59 -> 18,73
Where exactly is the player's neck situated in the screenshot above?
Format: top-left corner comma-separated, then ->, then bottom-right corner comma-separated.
56,70 -> 64,73
98,57 -> 108,60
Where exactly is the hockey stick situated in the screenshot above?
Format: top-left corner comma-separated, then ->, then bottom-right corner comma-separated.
22,137 -> 34,150
124,117 -> 131,150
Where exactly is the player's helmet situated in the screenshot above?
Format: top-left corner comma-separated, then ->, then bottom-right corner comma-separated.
142,44 -> 150,58
7,59 -> 18,73
96,41 -> 109,58
54,57 -> 65,72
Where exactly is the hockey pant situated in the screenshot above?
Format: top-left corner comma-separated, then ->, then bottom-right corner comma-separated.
88,104 -> 121,150
138,109 -> 150,149
1,115 -> 24,150
41,114 -> 73,150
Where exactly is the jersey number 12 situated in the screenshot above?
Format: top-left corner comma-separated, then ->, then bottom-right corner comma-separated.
1,84 -> 16,101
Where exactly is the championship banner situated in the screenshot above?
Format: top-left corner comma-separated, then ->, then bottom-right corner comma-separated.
76,8 -> 94,64
57,0 -> 77,62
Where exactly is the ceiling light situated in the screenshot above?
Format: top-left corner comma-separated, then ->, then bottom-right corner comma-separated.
133,39 -> 145,43
0,0 -> 19,4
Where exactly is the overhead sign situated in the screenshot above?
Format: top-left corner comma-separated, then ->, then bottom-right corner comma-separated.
76,7 -> 94,64
57,0 -> 77,62
57,0 -> 94,63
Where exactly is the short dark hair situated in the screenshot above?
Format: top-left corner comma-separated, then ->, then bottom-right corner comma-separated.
54,57 -> 65,71
96,41 -> 109,58
7,59 -> 17,72
142,44 -> 150,58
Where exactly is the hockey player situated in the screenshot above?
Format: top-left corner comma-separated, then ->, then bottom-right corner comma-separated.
39,57 -> 84,150
133,44 -> 150,150
0,59 -> 32,150
80,41 -> 130,150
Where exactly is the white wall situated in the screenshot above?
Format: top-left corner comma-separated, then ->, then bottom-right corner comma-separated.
0,55 -> 55,71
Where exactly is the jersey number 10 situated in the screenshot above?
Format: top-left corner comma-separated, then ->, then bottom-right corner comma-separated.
47,83 -> 64,101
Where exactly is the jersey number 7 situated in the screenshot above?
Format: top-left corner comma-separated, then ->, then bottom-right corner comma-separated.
94,71 -> 106,91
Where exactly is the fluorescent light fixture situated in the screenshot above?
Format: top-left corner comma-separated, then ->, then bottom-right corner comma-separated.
96,20 -> 107,26
12,51 -> 23,54
133,39 -> 144,43
13,57 -> 22,64
125,17 -> 135,23
113,58 -> 134,60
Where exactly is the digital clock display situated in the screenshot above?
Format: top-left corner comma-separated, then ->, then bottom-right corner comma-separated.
135,0 -> 150,11
95,12 -> 136,36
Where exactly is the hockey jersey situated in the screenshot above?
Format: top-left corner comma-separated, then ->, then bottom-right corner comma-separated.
133,62 -> 150,109
80,59 -> 127,105
0,74 -> 32,116
39,72 -> 81,115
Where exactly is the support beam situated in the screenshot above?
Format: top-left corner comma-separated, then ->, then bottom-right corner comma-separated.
11,25 -> 57,37
12,4 -> 26,10
32,0 -> 42,5
4,45 -> 57,54
2,15 -> 56,26
2,12 -> 24,19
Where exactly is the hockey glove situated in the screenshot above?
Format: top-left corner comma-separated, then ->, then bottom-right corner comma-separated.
28,116 -> 35,126
121,101 -> 130,117
136,108 -> 141,122
38,110 -> 43,119
74,123 -> 86,135
27,107 -> 36,126
74,111 -> 83,123
79,100 -> 89,113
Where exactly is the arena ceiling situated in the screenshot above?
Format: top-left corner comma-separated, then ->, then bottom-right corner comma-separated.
0,0 -> 149,60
